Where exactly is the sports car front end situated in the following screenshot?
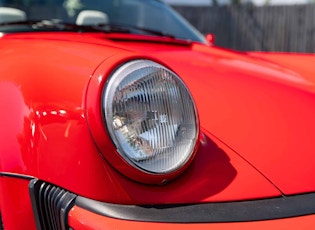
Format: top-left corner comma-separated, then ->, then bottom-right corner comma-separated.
0,0 -> 315,229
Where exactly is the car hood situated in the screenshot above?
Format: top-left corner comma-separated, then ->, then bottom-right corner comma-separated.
2,33 -> 315,197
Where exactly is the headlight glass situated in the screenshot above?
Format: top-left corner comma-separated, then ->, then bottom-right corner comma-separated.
103,60 -> 198,174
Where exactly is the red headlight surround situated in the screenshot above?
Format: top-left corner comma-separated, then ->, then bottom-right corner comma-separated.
86,55 -> 200,185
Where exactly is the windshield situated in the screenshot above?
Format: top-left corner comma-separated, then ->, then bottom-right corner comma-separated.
0,0 -> 206,43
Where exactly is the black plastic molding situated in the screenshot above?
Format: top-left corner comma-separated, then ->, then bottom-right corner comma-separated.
75,193 -> 315,223
29,179 -> 77,230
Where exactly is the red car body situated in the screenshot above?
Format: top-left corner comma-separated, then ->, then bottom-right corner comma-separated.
0,1 -> 315,229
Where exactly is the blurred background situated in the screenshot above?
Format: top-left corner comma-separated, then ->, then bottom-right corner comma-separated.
165,0 -> 315,53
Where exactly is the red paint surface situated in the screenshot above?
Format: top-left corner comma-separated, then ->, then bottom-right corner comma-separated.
0,176 -> 36,229
1,32 -> 315,227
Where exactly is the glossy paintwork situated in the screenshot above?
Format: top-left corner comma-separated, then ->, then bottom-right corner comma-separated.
0,35 -> 132,202
0,31 -> 315,229
0,176 -> 36,229
247,52 -> 315,85
69,205 -> 315,230
0,32 -> 282,204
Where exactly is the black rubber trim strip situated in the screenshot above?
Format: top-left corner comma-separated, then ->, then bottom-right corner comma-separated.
0,172 -> 35,180
75,193 -> 315,223
29,179 -> 77,230
0,214 -> 3,230
29,179 -> 44,230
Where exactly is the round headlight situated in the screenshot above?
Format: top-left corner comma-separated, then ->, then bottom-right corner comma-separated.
103,60 -> 198,176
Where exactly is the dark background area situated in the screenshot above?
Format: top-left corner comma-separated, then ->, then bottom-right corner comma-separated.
172,4 -> 315,53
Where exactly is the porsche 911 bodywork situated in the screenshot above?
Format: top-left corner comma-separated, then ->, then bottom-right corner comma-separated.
0,0 -> 315,229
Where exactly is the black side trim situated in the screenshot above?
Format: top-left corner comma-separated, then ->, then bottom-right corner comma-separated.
76,193 -> 315,223
29,179 -> 77,230
0,214 -> 3,230
0,172 -> 35,180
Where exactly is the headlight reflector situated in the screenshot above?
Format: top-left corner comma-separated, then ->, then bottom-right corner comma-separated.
103,60 -> 198,175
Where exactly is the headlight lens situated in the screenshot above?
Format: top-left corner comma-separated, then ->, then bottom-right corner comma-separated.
103,60 -> 198,175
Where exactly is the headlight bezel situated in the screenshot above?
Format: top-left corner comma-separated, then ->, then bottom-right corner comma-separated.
86,57 -> 200,185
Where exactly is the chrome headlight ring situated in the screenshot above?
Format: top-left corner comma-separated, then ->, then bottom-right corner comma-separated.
102,59 -> 199,181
